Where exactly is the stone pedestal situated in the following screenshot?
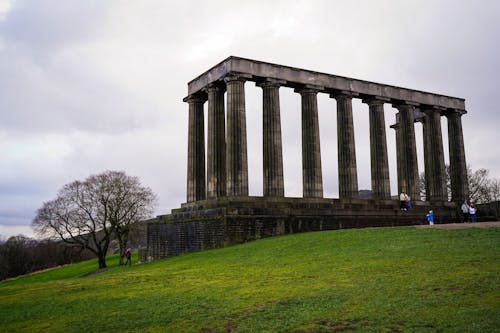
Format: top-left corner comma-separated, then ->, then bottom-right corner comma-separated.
186,95 -> 206,202
207,84 -> 226,198
297,87 -> 323,198
258,80 -> 285,197
447,110 -> 468,202
225,75 -> 249,196
335,93 -> 358,199
365,98 -> 390,199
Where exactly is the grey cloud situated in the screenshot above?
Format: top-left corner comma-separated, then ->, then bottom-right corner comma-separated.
0,0 -> 109,54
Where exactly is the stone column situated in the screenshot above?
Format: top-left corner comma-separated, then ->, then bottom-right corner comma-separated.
446,110 -> 468,202
364,98 -> 390,199
420,117 -> 431,200
206,84 -> 226,198
225,75 -> 248,197
391,118 -> 404,195
334,92 -> 358,199
423,107 -> 447,201
257,80 -> 285,197
296,87 -> 323,198
394,103 -> 420,200
185,95 -> 206,202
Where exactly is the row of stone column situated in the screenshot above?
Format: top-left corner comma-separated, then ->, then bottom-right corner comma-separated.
392,104 -> 468,202
186,76 -> 467,203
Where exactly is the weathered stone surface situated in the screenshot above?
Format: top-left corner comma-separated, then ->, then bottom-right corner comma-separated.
391,120 -> 404,195
395,103 -> 420,200
365,98 -> 390,199
297,87 -> 323,198
423,107 -> 447,201
258,80 -> 285,197
225,75 -> 249,196
147,218 -> 225,259
145,197 -> 460,260
149,57 -> 471,262
186,95 -> 206,202
446,110 -> 468,202
188,56 -> 466,111
206,84 -> 226,198
420,116 -> 431,200
335,93 -> 358,198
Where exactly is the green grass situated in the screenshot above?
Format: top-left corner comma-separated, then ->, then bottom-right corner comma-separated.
0,227 -> 499,332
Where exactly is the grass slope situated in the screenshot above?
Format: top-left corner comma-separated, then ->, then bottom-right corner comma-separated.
0,227 -> 499,332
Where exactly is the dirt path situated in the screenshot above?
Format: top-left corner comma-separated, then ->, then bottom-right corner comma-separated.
415,221 -> 500,229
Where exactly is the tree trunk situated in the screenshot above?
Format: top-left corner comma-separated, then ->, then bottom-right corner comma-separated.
97,253 -> 107,269
116,233 -> 129,266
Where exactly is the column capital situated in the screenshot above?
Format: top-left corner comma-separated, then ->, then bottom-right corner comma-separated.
362,96 -> 390,106
392,101 -> 420,110
183,92 -> 207,103
294,84 -> 324,94
256,78 -> 286,88
204,81 -> 226,93
330,90 -> 359,99
422,105 -> 446,116
224,73 -> 251,83
444,108 -> 467,118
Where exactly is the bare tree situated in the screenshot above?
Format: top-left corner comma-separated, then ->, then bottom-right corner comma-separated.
488,179 -> 500,202
468,168 -> 490,203
419,172 -> 428,201
93,172 -> 156,265
33,171 -> 156,269
420,166 -> 497,204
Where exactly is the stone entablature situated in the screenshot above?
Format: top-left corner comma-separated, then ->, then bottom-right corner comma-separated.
187,56 -> 465,112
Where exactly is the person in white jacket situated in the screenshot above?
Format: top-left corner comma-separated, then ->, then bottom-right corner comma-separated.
400,192 -> 407,211
461,201 -> 470,223
469,203 -> 477,223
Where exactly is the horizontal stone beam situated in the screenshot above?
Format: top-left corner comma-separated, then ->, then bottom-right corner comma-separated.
187,56 -> 466,111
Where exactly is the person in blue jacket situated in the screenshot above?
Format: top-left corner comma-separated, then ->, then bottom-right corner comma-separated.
427,210 -> 434,225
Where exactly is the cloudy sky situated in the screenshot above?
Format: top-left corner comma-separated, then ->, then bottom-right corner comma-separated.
1,0 -> 499,238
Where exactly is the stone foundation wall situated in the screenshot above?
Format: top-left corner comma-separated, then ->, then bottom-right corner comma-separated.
477,201 -> 500,221
147,218 -> 225,260
145,198 -> 460,261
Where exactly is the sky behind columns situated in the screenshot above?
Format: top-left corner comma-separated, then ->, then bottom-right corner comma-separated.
1,0 -> 499,238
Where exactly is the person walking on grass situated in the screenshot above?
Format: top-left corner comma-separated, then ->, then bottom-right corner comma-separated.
124,248 -> 132,266
461,200 -> 470,223
427,210 -> 434,225
469,203 -> 477,223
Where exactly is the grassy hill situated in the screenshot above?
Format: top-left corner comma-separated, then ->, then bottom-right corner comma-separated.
0,226 -> 499,332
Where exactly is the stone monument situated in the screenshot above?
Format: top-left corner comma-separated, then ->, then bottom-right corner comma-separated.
144,56 -> 468,261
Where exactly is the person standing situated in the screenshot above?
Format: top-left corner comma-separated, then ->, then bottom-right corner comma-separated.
400,192 -> 407,211
405,193 -> 412,210
427,210 -> 434,225
124,248 -> 132,266
469,204 -> 477,223
461,201 -> 470,223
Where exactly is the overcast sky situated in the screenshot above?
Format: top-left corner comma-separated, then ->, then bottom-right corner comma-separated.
1,0 -> 499,238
